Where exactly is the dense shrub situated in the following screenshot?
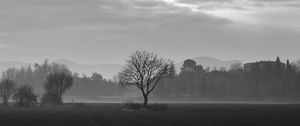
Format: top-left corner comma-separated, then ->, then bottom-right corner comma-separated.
42,72 -> 73,105
13,84 -> 38,107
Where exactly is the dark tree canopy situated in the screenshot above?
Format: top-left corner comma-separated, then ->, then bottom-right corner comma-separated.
276,57 -> 280,63
181,59 -> 197,72
42,72 -> 73,105
13,84 -> 38,107
0,77 -> 16,107
183,59 -> 196,68
91,73 -> 103,81
119,51 -> 174,107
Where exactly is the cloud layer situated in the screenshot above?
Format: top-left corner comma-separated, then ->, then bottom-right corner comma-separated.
0,0 -> 299,63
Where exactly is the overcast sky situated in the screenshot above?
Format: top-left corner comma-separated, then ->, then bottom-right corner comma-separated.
0,0 -> 299,64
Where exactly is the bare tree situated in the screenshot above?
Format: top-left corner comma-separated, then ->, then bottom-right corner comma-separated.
119,51 -> 174,107
0,77 -> 16,107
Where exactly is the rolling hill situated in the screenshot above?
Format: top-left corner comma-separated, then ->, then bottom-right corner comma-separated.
175,56 -> 243,72
0,57 -> 243,79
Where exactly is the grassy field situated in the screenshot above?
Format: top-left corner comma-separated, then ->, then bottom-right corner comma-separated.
0,103 -> 300,126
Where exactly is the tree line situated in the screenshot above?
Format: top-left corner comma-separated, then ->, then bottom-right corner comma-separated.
0,60 -> 126,107
154,57 -> 300,102
1,51 -> 300,107
2,60 -> 125,100
0,70 -> 72,107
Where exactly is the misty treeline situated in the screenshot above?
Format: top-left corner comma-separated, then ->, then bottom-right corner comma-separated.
0,66 -> 75,106
2,60 -> 124,100
154,58 -> 300,102
3,56 -> 300,105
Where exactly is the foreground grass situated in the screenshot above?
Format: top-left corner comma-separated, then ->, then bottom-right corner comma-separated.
0,103 -> 300,126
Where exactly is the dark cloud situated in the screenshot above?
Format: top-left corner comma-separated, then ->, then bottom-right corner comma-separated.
177,0 -> 235,4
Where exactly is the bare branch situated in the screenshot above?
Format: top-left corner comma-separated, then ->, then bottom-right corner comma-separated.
118,51 -> 173,106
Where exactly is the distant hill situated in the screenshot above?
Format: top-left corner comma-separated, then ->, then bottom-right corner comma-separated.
54,59 -> 122,79
0,57 -> 242,79
175,56 -> 243,72
56,57 -> 243,78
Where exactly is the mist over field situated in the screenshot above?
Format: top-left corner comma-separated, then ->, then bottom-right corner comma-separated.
1,56 -> 300,104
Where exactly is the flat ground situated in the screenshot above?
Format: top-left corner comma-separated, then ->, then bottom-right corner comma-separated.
0,103 -> 300,126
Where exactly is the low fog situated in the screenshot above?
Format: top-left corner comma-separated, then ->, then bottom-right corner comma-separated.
2,55 -> 300,104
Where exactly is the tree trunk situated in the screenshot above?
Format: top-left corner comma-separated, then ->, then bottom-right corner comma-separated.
143,95 -> 148,107
3,99 -> 8,107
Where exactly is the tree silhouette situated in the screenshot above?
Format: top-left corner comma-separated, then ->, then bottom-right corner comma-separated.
42,72 -> 73,105
2,60 -> 123,100
0,77 -> 16,107
119,51 -> 174,107
91,73 -> 103,81
13,84 -> 38,107
181,59 -> 197,72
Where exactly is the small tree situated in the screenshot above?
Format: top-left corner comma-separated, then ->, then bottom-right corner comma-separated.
119,51 -> 174,107
181,59 -> 197,73
91,73 -> 103,81
0,77 -> 16,107
13,84 -> 38,107
41,72 -> 73,105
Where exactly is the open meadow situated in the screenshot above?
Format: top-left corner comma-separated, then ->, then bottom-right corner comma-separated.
0,103 -> 300,126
